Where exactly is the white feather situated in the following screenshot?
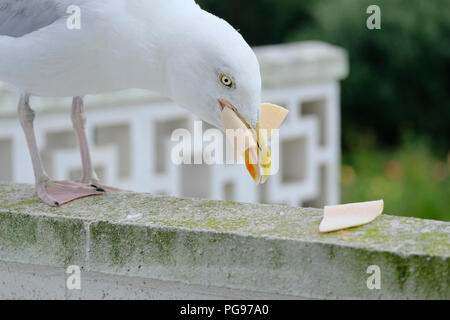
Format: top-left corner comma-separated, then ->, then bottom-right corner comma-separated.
0,0 -> 261,129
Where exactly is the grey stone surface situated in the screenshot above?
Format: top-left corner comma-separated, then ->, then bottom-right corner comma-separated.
0,183 -> 449,299
0,261 -> 301,300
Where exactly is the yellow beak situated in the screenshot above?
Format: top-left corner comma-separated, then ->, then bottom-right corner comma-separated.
219,99 -> 288,184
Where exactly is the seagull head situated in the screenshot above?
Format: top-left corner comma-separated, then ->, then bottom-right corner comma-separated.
167,10 -> 261,129
166,8 -> 270,183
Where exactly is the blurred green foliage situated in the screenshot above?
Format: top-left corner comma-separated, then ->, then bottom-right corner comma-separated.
341,135 -> 450,221
288,0 -> 450,155
198,0 -> 315,46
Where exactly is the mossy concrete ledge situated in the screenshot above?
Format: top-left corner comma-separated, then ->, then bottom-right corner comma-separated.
0,183 -> 448,299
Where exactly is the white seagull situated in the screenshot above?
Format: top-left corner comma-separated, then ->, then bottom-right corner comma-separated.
0,0 -> 277,206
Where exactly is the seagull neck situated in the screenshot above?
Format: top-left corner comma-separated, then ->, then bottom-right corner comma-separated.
129,2 -> 205,98
151,7 -> 213,100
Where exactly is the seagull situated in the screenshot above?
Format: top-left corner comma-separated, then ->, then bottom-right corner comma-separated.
0,0 -> 271,207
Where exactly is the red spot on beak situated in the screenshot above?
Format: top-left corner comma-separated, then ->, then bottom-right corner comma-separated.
245,160 -> 257,180
245,148 -> 259,181
218,99 -> 227,111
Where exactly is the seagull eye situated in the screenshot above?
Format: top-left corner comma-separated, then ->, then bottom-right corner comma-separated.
220,74 -> 233,88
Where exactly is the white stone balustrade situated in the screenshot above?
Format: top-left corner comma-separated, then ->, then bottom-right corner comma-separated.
0,41 -> 348,206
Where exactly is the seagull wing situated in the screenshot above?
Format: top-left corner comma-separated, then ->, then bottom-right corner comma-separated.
0,0 -> 68,37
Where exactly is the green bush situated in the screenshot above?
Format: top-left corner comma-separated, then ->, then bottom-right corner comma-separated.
197,0 -> 314,46
341,135 -> 450,221
288,0 -> 450,153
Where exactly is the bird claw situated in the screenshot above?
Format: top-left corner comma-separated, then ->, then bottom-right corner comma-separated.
90,184 -> 105,192
91,184 -> 105,192
36,183 -> 60,207
36,180 -> 104,207
80,178 -> 105,192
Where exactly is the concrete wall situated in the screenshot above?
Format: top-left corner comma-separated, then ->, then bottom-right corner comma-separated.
0,183 -> 448,299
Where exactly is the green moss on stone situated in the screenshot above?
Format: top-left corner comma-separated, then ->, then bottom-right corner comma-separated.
395,263 -> 411,290
152,229 -> 177,264
0,212 -> 38,247
268,243 -> 285,269
0,211 -> 85,265
0,199 -> 40,209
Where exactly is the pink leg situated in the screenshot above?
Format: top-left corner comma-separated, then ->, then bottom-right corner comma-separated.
18,94 -> 103,207
71,96 -> 104,191
71,97 -> 127,193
